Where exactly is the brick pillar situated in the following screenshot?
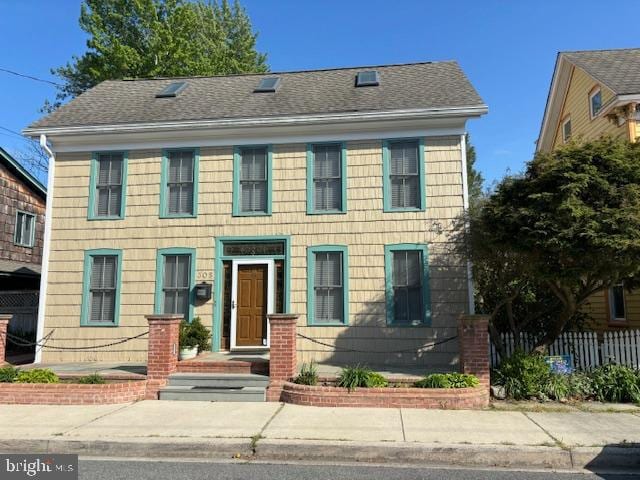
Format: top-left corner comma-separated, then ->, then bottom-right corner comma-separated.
0,315 -> 10,365
458,315 -> 491,401
266,314 -> 299,402
145,314 -> 182,399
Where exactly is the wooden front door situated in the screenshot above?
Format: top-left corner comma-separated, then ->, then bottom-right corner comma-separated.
235,264 -> 267,347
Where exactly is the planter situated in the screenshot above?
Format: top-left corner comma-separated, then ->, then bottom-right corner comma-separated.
179,346 -> 198,360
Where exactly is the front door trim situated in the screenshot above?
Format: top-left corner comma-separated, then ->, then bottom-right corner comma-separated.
230,259 -> 274,350
213,236 -> 291,352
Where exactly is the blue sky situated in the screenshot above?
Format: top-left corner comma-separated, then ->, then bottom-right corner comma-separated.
1,0 -> 638,186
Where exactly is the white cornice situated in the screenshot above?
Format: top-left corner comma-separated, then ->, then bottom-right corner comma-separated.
24,111 -> 485,153
23,105 -> 487,138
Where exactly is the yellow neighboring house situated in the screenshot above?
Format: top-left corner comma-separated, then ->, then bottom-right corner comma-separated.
537,48 -> 640,330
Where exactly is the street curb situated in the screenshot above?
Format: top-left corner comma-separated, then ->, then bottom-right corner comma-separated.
255,440 -> 573,470
1,437 -> 639,472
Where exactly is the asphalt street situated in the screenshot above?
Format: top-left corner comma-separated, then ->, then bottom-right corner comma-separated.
79,459 -> 640,480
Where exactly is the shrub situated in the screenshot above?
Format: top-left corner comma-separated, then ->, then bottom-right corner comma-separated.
293,362 -> 318,386
188,317 -> 211,352
493,350 -> 550,400
567,372 -> 594,400
179,318 -> 211,351
542,374 -> 570,401
15,369 -> 59,384
414,373 -> 479,389
0,366 -> 19,383
77,373 -> 107,384
337,365 -> 388,390
590,364 -> 640,404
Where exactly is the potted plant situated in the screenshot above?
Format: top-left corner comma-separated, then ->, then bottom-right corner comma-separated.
179,320 -> 198,360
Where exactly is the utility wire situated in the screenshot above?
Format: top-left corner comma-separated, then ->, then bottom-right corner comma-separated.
0,67 -> 63,88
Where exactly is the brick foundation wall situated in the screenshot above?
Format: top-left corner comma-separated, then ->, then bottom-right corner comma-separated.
281,382 -> 488,409
0,316 -> 9,364
266,314 -> 299,401
458,315 -> 490,389
0,380 -> 147,405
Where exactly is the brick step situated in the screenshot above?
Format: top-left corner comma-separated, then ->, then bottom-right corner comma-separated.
167,373 -> 269,388
176,359 -> 269,375
158,385 -> 266,402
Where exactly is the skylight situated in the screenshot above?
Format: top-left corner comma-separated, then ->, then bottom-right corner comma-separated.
155,82 -> 187,98
254,77 -> 281,93
355,71 -> 380,87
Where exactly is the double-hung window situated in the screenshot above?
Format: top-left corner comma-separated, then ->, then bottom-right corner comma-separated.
383,139 -> 425,211
234,146 -> 271,216
590,88 -> 602,118
385,244 -> 430,325
307,143 -> 346,214
81,249 -> 122,326
609,283 -> 626,322
14,211 -> 35,247
307,246 -> 349,325
90,152 -> 126,219
161,149 -> 198,217
155,249 -> 195,321
562,117 -> 572,143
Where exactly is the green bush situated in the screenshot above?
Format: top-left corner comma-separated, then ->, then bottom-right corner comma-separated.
414,373 -> 479,389
77,373 -> 107,384
542,373 -> 570,401
294,362 -> 318,386
337,365 -> 388,390
590,364 -> 640,404
179,318 -> 211,351
567,372 -> 594,400
15,369 -> 59,384
493,350 -> 551,400
0,366 -> 19,383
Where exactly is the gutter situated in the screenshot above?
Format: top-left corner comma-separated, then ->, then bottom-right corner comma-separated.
34,134 -> 55,364
23,105 -> 488,138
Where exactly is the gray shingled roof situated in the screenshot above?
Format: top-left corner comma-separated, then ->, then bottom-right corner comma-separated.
563,48 -> 640,95
0,259 -> 40,277
28,61 -> 485,129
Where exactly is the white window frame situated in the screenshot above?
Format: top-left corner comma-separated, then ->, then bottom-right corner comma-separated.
14,210 -> 35,248
589,88 -> 602,119
562,117 -> 572,143
608,283 -> 626,322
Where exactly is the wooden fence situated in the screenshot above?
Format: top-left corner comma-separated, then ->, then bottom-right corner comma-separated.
490,330 -> 640,371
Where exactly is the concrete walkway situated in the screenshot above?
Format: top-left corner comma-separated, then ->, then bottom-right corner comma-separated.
1,401 -> 639,471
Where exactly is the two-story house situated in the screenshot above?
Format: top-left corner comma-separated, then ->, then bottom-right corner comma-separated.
537,48 -> 640,330
0,147 -> 46,345
25,61 -> 487,370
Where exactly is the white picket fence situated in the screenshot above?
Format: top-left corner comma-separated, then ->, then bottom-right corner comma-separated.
490,330 -> 640,371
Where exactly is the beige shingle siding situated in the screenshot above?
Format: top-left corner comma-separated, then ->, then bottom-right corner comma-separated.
552,66 -> 626,149
42,136 -> 467,367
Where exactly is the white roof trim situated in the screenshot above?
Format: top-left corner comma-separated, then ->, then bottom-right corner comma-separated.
24,105 -> 487,138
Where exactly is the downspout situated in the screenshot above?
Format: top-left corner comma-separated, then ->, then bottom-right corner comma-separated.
460,134 -> 476,315
34,134 -> 55,363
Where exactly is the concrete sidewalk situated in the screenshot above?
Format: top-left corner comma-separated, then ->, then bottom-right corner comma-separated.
1,401 -> 639,472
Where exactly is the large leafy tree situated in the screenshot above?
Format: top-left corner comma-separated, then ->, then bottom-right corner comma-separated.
45,0 -> 267,111
464,137 -> 640,352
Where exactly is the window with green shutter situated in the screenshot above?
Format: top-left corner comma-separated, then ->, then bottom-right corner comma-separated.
307,143 -> 347,214
233,146 -> 272,216
307,245 -> 349,325
161,149 -> 198,218
382,139 -> 425,212
89,152 -> 126,219
162,254 -> 191,318
81,249 -> 122,326
384,244 -> 430,326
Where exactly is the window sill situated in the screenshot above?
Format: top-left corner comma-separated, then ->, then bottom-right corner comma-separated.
80,323 -> 119,327
88,216 -> 125,221
233,212 -> 272,217
160,213 -> 197,219
306,210 -> 347,216
383,207 -> 425,213
14,243 -> 34,249
607,319 -> 628,327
